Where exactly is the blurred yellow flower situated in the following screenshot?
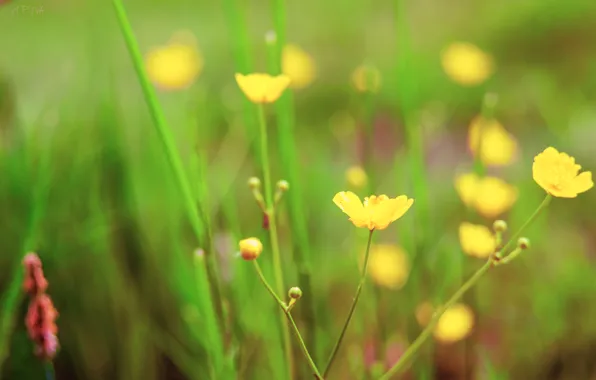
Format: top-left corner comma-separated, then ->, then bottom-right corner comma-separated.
455,173 -> 517,218
441,42 -> 493,86
235,73 -> 290,104
434,303 -> 474,343
415,302 -> 434,326
533,147 -> 593,198
345,166 -> 368,189
239,237 -> 263,260
459,222 -> 496,258
366,244 -> 409,289
282,44 -> 316,89
351,64 -> 382,93
145,36 -> 203,91
468,116 -> 517,166
333,191 -> 413,230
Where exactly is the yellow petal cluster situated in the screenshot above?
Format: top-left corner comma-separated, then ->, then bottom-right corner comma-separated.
433,303 -> 475,343
282,44 -> 316,89
235,73 -> 290,104
345,166 -> 368,189
533,147 -> 593,198
459,222 -> 496,258
468,116 -> 517,166
455,173 -> 517,218
145,32 -> 203,91
441,42 -> 493,86
351,64 -> 382,93
333,191 -> 414,230
366,244 -> 409,290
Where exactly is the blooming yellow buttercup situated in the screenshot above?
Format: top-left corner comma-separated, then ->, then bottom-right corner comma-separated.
145,37 -> 203,91
459,222 -> 496,258
533,147 -> 593,198
282,44 -> 316,89
455,173 -> 517,218
345,166 -> 368,189
351,64 -> 382,93
433,303 -> 474,343
366,244 -> 409,290
333,191 -> 413,230
441,42 -> 493,86
235,73 -> 290,104
468,116 -> 517,166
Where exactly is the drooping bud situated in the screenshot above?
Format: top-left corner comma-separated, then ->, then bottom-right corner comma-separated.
239,238 -> 263,261
492,220 -> 507,233
517,237 -> 530,250
288,286 -> 302,300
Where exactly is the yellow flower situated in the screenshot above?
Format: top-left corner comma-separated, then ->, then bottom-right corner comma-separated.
441,42 -> 494,86
468,116 -> 517,166
333,191 -> 413,230
533,147 -> 593,198
351,64 -> 382,93
239,237 -> 263,260
345,166 -> 368,189
235,73 -> 290,104
459,222 -> 496,258
366,244 -> 409,290
145,36 -> 203,91
282,44 -> 316,89
455,173 -> 517,218
433,303 -> 474,343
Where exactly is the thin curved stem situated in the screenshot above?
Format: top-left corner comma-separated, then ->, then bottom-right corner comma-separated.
253,261 -> 323,379
323,229 -> 375,377
379,194 -> 552,379
256,104 -> 294,378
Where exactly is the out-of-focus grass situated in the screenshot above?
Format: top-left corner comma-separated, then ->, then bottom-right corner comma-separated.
1,0 -> 596,379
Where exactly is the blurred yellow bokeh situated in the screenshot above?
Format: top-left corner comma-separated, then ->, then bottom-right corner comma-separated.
441,42 -> 494,86
455,173 -> 518,219
145,33 -> 203,91
365,244 -> 409,290
351,64 -> 382,93
459,222 -> 496,258
468,116 -> 517,167
345,165 -> 368,189
433,303 -> 475,343
282,44 -> 316,89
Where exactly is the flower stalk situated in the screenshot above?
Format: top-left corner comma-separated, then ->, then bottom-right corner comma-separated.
323,229 -> 375,377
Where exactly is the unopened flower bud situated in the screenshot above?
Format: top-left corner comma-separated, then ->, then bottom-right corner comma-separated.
277,180 -> 290,192
239,238 -> 263,260
248,177 -> 261,189
493,220 -> 507,233
288,286 -> 302,300
517,237 -> 530,250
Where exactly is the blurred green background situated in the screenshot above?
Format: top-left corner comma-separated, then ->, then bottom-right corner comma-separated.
1,0 -> 596,379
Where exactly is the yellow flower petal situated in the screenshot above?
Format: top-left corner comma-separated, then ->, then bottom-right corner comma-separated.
441,42 -> 493,86
235,73 -> 290,104
366,244 -> 409,289
455,173 -> 517,218
459,222 -> 496,258
145,40 -> 202,91
532,147 -> 594,198
333,192 -> 413,230
434,303 -> 474,343
468,116 -> 517,166
282,44 -> 316,89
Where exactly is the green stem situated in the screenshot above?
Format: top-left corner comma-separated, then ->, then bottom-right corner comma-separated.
379,194 -> 553,379
111,0 -> 225,348
256,104 -> 294,378
45,361 -> 56,380
323,229 -> 375,377
253,262 -> 322,379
